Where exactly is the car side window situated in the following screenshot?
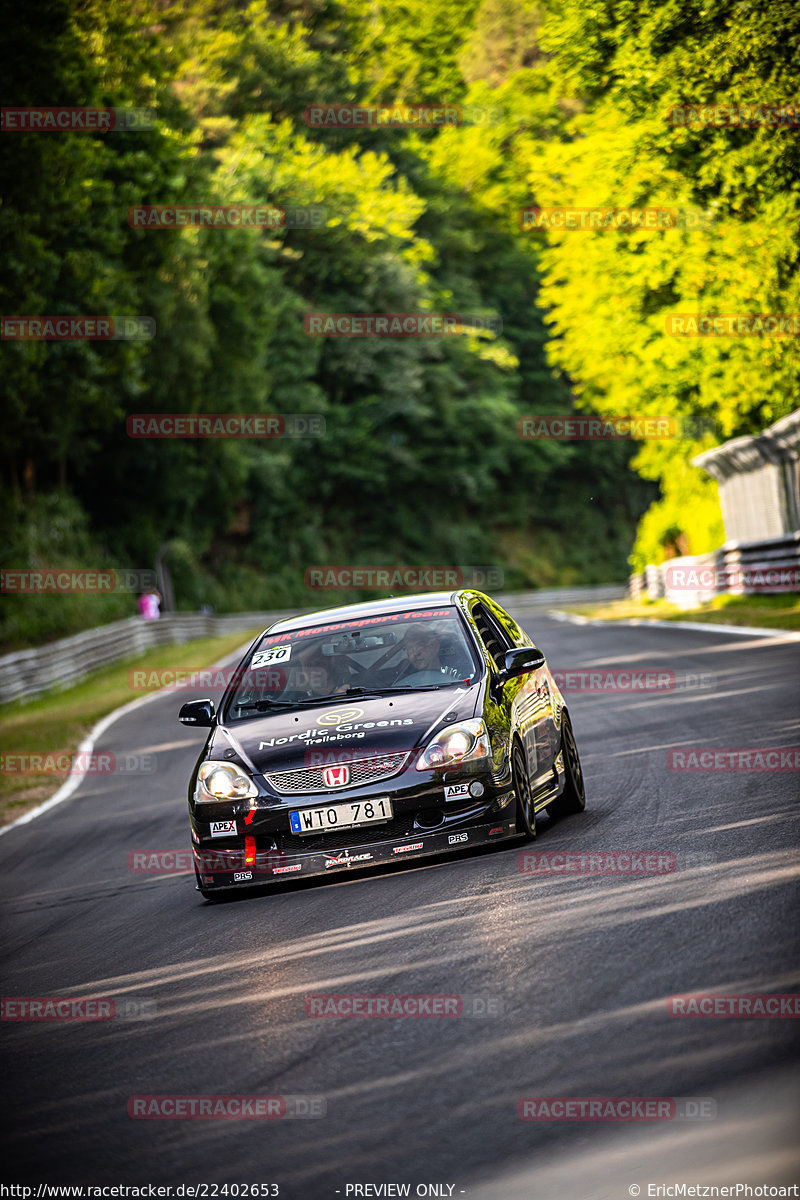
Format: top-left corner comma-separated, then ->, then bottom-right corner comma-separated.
488,603 -> 526,648
471,602 -> 515,672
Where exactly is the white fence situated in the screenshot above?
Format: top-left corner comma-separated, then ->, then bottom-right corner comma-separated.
0,584 -> 627,706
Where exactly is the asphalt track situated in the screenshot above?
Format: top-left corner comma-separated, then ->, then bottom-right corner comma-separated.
2,609 -> 799,1198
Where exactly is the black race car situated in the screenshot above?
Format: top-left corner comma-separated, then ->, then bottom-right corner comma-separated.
179,590 -> 585,899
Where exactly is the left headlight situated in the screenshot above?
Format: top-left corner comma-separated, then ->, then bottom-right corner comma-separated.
194,760 -> 258,803
416,718 -> 491,770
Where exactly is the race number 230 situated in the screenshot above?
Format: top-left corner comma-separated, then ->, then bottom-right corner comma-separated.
251,644 -> 292,668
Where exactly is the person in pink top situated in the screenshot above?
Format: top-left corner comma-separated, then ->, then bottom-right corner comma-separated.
137,590 -> 161,620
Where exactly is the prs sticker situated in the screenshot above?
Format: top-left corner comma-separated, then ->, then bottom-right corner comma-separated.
210,820 -> 237,838
448,832 -> 468,844
251,644 -> 292,669
444,783 -> 470,801
233,870 -> 252,882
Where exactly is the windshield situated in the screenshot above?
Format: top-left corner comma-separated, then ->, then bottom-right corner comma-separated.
225,607 -> 481,721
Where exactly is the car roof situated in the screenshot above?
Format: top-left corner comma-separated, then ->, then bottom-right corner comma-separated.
263,590 -> 484,635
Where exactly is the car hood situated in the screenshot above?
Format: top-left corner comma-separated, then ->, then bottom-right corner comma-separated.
210,686 -> 482,775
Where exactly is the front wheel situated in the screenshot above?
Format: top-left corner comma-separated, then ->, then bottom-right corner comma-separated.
547,712 -> 586,819
512,742 -> 537,840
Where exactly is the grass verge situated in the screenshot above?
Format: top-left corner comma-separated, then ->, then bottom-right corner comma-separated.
0,629 -> 262,828
564,593 -> 800,631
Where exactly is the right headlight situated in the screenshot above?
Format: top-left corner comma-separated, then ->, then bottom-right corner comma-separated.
416,718 -> 491,770
194,761 -> 258,803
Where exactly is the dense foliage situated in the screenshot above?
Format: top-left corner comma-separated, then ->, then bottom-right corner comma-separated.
2,0 -> 795,646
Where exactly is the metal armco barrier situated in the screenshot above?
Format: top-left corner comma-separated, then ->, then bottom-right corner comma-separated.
630,532 -> 800,607
0,611 -> 292,706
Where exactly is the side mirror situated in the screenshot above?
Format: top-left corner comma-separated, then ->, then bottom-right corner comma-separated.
179,698 -> 216,727
503,647 -> 546,678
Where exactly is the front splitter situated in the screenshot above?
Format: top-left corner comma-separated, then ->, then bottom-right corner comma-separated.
195,817 -> 518,892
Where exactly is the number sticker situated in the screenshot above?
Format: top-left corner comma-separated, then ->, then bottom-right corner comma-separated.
251,644 -> 292,669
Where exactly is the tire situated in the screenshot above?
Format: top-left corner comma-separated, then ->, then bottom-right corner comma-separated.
512,741 -> 537,840
548,712 -> 586,819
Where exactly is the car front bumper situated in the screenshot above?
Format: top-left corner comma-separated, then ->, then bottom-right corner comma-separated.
192,787 -> 518,891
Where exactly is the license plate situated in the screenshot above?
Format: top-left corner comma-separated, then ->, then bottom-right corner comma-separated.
289,797 -> 393,834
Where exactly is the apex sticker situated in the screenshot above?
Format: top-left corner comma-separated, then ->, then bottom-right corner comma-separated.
210,820 -> 237,838
444,783 -> 470,801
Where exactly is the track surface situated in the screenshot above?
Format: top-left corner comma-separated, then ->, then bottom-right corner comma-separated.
2,611 -> 799,1197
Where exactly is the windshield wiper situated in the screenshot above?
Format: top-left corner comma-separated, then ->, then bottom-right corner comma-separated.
374,684 -> 444,693
292,687 -> 384,704
231,698 -> 299,713
290,685 -> 444,704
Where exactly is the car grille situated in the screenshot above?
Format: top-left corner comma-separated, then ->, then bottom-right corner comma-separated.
264,752 -> 410,795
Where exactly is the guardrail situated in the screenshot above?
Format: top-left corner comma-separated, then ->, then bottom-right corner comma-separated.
0,584 -> 628,707
497,584 -> 627,611
0,611 -> 293,707
629,532 -> 800,608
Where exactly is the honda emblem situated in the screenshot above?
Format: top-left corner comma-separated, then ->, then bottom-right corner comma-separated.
323,764 -> 350,788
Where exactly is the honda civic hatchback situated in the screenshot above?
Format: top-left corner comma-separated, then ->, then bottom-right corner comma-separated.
179,590 -> 586,899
